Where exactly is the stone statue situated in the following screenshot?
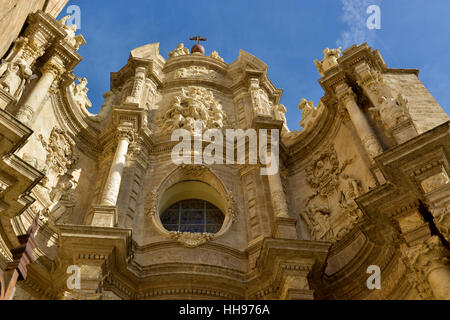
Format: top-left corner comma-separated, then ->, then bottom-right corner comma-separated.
72,77 -> 92,110
0,58 -> 33,99
249,79 -> 271,116
273,104 -> 289,132
298,98 -> 320,130
314,47 -> 342,76
369,94 -> 411,130
168,43 -> 190,58
94,91 -> 115,122
59,16 -> 84,49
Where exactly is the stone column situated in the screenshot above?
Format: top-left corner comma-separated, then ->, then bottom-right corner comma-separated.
335,83 -> 383,160
16,56 -> 65,124
100,129 -> 134,206
91,129 -> 134,228
264,151 -> 297,239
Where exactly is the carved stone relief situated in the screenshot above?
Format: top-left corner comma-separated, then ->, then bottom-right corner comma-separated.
174,66 -> 216,80
249,78 -> 271,116
369,94 -> 412,131
39,128 -> 78,177
300,146 -> 363,242
0,58 -> 33,100
155,86 -> 227,132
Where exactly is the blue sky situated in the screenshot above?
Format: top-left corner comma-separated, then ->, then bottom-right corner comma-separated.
59,0 -> 450,130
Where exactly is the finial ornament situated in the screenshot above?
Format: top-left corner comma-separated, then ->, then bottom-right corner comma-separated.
190,35 -> 207,55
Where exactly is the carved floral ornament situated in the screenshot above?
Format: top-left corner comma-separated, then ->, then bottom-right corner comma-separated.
146,164 -> 238,248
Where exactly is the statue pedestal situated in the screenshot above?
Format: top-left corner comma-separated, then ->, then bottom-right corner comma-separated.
273,216 -> 298,240
91,205 -> 117,228
391,119 -> 419,145
0,89 -> 15,110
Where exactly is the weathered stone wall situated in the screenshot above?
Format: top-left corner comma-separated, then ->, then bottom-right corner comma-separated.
0,0 -> 68,59
383,71 -> 449,134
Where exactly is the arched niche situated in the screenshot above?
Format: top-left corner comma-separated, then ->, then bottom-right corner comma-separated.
146,164 -> 237,247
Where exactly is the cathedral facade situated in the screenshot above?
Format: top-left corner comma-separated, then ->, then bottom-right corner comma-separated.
0,8 -> 449,300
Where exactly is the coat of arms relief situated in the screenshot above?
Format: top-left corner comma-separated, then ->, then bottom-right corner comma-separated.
300,145 -> 364,242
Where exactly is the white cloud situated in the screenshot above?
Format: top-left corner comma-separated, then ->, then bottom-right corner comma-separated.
337,0 -> 382,49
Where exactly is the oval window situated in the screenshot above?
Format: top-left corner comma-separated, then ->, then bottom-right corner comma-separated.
160,199 -> 225,234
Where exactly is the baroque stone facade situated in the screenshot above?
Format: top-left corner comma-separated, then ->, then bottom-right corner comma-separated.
0,10 -> 449,300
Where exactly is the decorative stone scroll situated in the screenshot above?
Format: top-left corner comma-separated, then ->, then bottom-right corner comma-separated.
156,86 -> 227,132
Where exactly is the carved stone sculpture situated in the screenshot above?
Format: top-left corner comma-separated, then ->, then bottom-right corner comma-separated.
298,99 -> 324,130
71,77 -> 92,110
93,90 -> 115,123
39,128 -> 78,177
305,145 -> 351,197
369,94 -> 411,131
0,58 -> 32,99
169,231 -> 214,248
300,204 -> 334,241
249,78 -> 271,116
168,43 -> 190,58
156,86 -> 227,132
314,47 -> 342,76
338,174 -> 364,222
209,50 -> 224,62
59,16 -> 85,50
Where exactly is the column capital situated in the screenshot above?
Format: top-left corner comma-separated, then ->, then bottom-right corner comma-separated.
117,127 -> 135,143
354,61 -> 384,90
41,56 -> 66,78
335,83 -> 356,105
406,236 -> 449,277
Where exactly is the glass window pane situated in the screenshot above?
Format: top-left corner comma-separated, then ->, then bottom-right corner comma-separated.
160,199 -> 225,235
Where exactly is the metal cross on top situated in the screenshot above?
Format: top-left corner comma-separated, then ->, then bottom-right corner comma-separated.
190,35 -> 207,44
